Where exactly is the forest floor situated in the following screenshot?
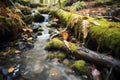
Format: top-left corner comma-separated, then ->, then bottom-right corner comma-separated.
64,1 -> 120,19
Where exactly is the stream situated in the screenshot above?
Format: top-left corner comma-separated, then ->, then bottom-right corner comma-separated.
0,14 -> 85,80
19,14 -> 83,80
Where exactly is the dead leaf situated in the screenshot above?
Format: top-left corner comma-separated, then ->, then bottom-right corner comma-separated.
22,28 -> 27,32
8,65 -> 15,73
27,37 -> 33,41
15,50 -> 21,54
62,31 -> 69,40
81,20 -> 89,39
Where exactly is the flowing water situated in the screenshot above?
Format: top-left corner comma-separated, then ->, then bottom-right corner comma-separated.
0,13 -> 84,80
19,14 -> 82,80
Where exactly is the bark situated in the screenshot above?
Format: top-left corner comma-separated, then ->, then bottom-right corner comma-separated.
63,44 -> 120,71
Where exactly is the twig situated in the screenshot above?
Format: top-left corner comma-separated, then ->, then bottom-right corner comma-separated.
105,67 -> 113,80
50,25 -> 68,40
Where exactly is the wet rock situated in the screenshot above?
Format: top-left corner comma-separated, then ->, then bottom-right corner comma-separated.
48,68 -> 62,80
2,68 -> 8,75
64,68 -> 73,74
16,42 -> 26,50
33,64 -> 44,73
63,59 -> 71,66
46,53 -> 54,60
32,24 -> 42,33
38,27 -> 43,31
32,33 -> 38,39
51,22 -> 60,27
21,34 -> 28,40
49,28 -> 55,34
33,13 -> 45,22
26,42 -> 34,49
69,74 -> 82,80
47,21 -> 60,27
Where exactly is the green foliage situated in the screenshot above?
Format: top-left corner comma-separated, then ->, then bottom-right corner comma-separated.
72,1 -> 86,11
71,60 -> 89,74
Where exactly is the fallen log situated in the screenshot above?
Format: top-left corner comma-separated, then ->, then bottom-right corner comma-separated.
39,8 -> 120,58
75,47 -> 120,70
62,44 -> 120,71
46,38 -> 120,71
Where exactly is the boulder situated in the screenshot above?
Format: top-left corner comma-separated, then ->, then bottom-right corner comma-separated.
33,13 -> 45,22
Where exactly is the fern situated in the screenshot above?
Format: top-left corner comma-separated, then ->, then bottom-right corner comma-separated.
72,1 -> 86,11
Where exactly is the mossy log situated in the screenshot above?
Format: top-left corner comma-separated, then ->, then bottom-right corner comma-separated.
39,8 -> 120,58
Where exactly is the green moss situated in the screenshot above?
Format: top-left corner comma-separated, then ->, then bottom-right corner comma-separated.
69,43 -> 77,52
71,60 -> 89,74
45,38 -> 64,50
89,21 -> 120,56
57,53 -> 66,59
52,38 -> 64,48
46,53 -> 54,60
45,42 -> 51,49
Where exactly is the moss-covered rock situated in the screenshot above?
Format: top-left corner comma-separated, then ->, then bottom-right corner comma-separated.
33,13 -> 45,22
71,60 -> 90,74
46,53 -> 54,60
57,52 -> 66,60
45,38 -> 64,50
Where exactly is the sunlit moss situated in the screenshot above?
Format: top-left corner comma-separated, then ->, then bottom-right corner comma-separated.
69,43 -> 77,52
71,60 -> 89,74
45,38 -> 64,50
89,21 -> 120,56
52,38 -> 64,48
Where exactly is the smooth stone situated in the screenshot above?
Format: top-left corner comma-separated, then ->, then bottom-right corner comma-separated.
63,59 -> 71,66
64,68 -> 74,74
48,68 -> 62,80
16,42 -> 26,50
